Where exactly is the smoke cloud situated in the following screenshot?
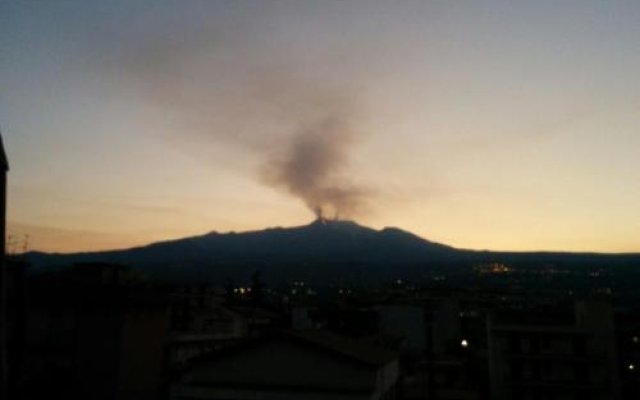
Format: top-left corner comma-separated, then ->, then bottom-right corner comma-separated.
263,115 -> 368,218
111,18 -> 372,219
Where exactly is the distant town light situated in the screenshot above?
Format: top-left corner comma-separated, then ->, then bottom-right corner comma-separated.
629,364 -> 635,371
461,339 -> 469,348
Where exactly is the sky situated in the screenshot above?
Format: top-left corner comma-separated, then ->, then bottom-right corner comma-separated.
1,0 -> 639,253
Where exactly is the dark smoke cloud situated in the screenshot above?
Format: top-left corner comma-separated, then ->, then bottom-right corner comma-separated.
110,17 -> 373,219
110,27 -> 371,217
263,116 -> 369,218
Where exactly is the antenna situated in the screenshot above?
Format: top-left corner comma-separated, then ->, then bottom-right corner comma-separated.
6,234 -> 13,255
22,234 -> 29,254
315,206 -> 324,222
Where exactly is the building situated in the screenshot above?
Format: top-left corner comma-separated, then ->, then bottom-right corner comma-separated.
168,284 -> 286,369
0,133 -> 9,400
376,305 -> 427,354
615,309 -> 640,399
487,300 -> 620,400
171,330 -> 399,400
168,306 -> 249,368
21,263 -> 171,400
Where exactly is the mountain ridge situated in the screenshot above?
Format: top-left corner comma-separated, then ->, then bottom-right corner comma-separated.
23,219 -> 640,285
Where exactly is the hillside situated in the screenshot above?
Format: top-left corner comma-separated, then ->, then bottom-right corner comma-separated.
24,219 -> 640,285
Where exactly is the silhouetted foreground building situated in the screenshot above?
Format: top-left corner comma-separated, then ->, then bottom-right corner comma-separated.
21,263 -> 170,400
167,284 -> 285,369
615,309 -> 640,399
487,300 -> 619,400
0,133 -> 9,400
5,255 -> 639,399
171,330 -> 399,400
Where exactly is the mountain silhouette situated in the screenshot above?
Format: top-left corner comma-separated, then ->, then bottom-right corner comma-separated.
25,219 -> 456,283
24,219 -> 640,285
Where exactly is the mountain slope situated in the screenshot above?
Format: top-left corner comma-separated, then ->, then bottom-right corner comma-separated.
23,219 -> 640,285
25,219 -> 456,283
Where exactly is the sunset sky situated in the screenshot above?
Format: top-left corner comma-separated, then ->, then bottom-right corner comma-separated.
1,1 -> 639,253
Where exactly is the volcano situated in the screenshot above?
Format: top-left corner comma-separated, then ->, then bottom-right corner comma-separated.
24,219 -> 456,284
23,219 -> 640,285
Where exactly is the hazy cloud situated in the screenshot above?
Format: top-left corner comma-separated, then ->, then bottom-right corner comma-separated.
114,17 -> 373,218
262,115 -> 369,218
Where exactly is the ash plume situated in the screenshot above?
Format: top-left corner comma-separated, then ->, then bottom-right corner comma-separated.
111,19 -> 373,219
263,116 -> 368,219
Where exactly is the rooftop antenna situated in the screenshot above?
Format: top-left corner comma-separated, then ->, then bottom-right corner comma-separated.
315,206 -> 325,222
5,235 -> 13,256
22,234 -> 29,254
